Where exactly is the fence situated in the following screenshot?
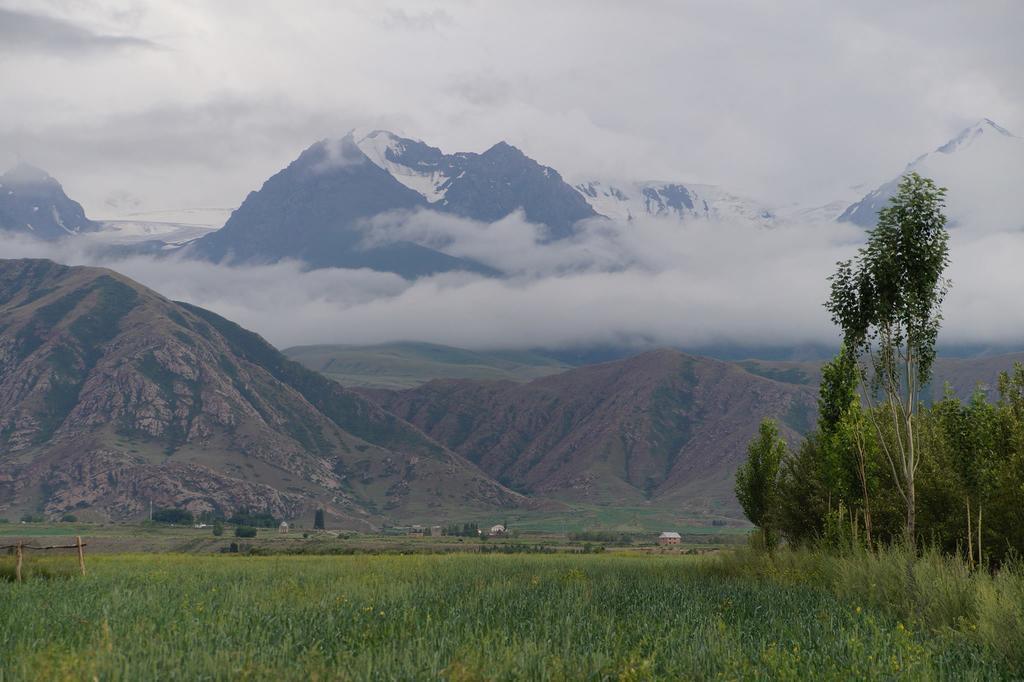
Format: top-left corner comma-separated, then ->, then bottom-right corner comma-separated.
0,536 -> 87,582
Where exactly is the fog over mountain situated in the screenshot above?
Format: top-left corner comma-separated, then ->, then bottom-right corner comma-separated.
2,116 -> 1023,354
2,2 -> 1023,356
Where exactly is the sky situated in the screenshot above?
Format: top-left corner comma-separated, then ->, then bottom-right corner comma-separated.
1,1 -> 1023,354
1,0 -> 1023,216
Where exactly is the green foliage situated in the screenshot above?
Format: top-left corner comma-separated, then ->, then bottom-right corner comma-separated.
234,526 -> 257,538
151,508 -> 193,525
826,173 -> 951,544
735,419 -> 786,548
443,522 -> 479,537
212,520 -> 224,537
780,361 -> 1024,563
0,554 -> 1013,678
59,514 -> 77,523
19,514 -> 44,523
712,545 -> 1024,674
313,509 -> 325,530
827,173 -> 951,388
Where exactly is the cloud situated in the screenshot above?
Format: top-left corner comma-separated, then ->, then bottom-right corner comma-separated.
0,7 -> 158,55
2,1 -> 1022,218
2,208 -> 1021,354
379,8 -> 454,31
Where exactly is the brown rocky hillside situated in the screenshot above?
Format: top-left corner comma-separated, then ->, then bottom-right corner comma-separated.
0,259 -> 523,526
361,349 -> 819,516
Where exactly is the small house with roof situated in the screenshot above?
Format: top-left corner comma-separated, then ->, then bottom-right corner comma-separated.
657,531 -> 681,546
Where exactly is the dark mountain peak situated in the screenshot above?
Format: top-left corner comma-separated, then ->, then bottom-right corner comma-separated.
2,161 -> 55,186
481,140 -> 524,158
0,164 -> 99,239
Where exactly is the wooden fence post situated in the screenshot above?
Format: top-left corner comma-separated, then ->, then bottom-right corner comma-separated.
76,536 -> 86,576
15,542 -> 23,583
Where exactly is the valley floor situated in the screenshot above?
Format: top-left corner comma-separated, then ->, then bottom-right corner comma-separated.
1,553 -> 1009,680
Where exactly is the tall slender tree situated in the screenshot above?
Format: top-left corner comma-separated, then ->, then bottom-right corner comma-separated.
736,419 -> 787,549
826,172 -> 951,547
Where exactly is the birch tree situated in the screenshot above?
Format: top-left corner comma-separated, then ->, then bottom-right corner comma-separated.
826,172 -> 950,547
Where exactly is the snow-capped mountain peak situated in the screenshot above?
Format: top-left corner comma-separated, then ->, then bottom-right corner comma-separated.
937,118 -> 1015,155
839,118 -> 1023,231
355,130 -> 450,203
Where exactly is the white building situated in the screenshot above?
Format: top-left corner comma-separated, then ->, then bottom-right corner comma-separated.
657,531 -> 681,546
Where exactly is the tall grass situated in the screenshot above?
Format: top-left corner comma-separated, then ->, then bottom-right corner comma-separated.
710,544 -> 1024,673
0,553 -> 1011,680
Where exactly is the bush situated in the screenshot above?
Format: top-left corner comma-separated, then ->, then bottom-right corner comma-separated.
60,514 -> 78,523
709,545 -> 1024,673
235,526 -> 257,538
152,508 -> 194,525
19,514 -> 44,523
212,520 -> 224,537
228,511 -> 278,528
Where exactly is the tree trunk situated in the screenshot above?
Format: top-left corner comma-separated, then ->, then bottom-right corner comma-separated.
966,497 -> 974,568
856,447 -> 873,550
977,504 -> 983,570
905,411 -> 916,549
906,470 -> 916,549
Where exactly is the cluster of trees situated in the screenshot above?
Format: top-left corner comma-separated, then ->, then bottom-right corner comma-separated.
444,522 -> 480,537
737,173 -> 1024,565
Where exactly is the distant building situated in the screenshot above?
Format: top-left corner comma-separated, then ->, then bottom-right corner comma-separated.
409,525 -> 426,537
278,521 -> 289,534
430,525 -> 443,537
657,531 -> 681,546
489,524 -> 507,537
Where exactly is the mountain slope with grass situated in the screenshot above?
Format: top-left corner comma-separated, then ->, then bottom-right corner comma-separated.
0,259 -> 524,525
284,342 -> 570,389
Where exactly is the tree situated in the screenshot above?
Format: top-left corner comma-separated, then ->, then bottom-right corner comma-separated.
736,419 -> 787,549
314,509 -> 325,530
234,526 -> 257,538
212,520 -> 224,537
818,347 -> 875,548
826,172 -> 950,547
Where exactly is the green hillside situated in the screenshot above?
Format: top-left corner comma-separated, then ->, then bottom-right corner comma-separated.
283,342 -> 570,389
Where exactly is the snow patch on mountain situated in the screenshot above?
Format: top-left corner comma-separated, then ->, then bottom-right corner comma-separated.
574,179 -> 776,227
356,130 -> 450,203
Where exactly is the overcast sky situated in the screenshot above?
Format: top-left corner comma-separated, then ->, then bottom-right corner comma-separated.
2,0 -> 1023,216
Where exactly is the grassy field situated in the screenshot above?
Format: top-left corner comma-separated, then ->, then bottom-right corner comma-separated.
1,553 -> 1010,680
283,342 -> 570,390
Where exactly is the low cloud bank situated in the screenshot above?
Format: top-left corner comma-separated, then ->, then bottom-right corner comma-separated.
0,212 -> 1021,353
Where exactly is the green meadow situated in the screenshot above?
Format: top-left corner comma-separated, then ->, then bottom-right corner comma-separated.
1,553 -> 1013,680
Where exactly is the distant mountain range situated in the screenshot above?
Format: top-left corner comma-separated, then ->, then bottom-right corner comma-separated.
2,260 -> 1021,525
359,349 -> 818,514
0,258 -> 817,522
5,118 -> 1022,279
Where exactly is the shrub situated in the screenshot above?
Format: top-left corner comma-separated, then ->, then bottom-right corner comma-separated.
152,508 -> 194,525
212,520 -> 224,537
235,526 -> 257,538
60,514 -> 78,523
